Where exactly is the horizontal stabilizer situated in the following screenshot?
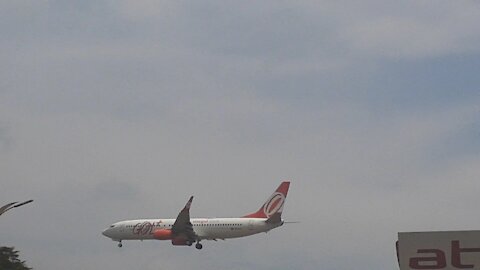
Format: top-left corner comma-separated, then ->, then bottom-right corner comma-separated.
13,200 -> 34,208
265,213 -> 282,224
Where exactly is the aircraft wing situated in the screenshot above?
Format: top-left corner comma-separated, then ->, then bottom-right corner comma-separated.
0,200 -> 34,216
171,196 -> 197,242
0,202 -> 18,215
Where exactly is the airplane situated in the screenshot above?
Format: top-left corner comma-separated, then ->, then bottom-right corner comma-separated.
102,181 -> 290,250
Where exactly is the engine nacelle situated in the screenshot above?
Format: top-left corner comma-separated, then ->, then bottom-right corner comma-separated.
171,238 -> 190,246
153,229 -> 173,240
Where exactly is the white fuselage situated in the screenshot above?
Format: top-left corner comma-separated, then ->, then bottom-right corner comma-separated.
103,218 -> 282,242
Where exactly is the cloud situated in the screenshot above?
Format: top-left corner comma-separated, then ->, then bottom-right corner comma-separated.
4,90 -> 478,270
339,4 -> 480,59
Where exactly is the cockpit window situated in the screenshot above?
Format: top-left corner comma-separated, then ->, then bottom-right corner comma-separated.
110,225 -> 115,228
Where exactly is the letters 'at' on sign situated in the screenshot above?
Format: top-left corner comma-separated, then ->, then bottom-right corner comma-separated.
408,241 -> 480,269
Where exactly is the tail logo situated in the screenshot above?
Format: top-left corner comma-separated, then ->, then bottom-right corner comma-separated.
263,192 -> 285,217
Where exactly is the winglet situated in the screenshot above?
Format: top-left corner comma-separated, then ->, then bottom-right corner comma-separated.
184,196 -> 193,210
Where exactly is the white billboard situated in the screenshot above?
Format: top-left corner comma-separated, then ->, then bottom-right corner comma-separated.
397,231 -> 480,270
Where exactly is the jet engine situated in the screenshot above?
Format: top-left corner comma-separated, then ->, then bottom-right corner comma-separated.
153,229 -> 173,240
171,238 -> 190,246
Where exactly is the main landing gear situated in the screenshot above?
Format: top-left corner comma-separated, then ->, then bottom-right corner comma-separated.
195,242 -> 203,250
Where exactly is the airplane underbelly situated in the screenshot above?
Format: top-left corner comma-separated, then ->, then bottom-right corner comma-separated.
196,227 -> 263,240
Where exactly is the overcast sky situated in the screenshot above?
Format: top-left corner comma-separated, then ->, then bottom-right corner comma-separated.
1,1 -> 480,269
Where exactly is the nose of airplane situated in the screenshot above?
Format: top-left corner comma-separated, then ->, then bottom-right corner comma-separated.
102,228 -> 110,237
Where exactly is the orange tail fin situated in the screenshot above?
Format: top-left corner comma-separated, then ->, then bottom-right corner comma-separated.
243,181 -> 290,218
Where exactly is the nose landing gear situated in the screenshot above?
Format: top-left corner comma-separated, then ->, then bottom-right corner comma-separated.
118,241 -> 123,248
